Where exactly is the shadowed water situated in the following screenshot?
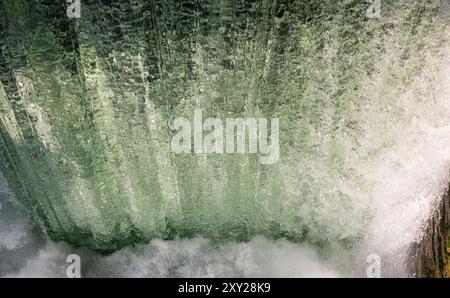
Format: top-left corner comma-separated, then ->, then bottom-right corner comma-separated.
1,0 -> 450,277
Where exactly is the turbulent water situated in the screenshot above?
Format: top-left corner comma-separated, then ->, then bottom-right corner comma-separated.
1,0 -> 450,277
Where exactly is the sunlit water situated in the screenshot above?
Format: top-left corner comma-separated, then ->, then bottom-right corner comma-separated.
1,1 -> 450,277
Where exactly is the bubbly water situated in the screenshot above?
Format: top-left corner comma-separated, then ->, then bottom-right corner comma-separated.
0,0 -> 450,277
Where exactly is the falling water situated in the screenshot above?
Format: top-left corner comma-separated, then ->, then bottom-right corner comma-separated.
1,0 -> 450,277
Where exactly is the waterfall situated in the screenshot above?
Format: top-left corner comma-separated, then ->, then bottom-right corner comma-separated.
1,0 -> 449,277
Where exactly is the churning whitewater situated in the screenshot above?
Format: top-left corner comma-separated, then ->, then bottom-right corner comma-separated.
1,1 -> 450,277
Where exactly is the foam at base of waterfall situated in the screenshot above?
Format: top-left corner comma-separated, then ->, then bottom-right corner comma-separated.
4,238 -> 339,278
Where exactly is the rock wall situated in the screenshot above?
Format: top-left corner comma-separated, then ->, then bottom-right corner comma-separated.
409,187 -> 450,277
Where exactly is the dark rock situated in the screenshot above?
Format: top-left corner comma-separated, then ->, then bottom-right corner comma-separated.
409,186 -> 450,277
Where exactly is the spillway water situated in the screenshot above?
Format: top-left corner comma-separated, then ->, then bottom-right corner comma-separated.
1,0 -> 450,277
